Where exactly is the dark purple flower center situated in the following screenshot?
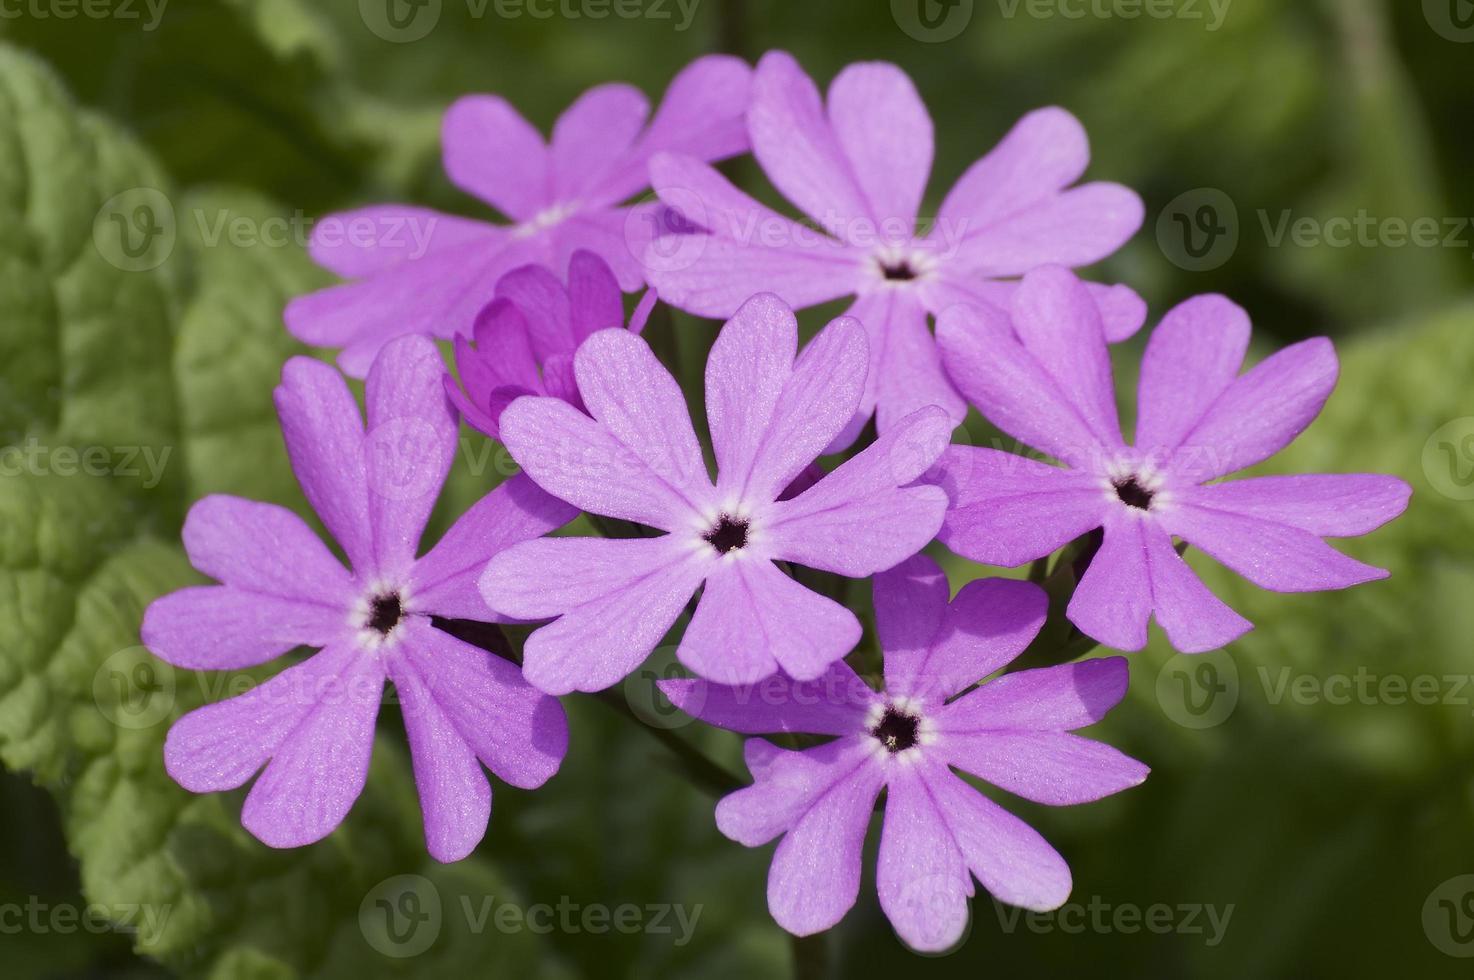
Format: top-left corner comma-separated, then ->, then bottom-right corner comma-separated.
880,259 -> 918,282
368,593 -> 403,635
870,707 -> 920,753
703,515 -> 749,554
1113,477 -> 1155,511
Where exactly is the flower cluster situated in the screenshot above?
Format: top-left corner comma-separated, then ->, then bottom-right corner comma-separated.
144,50 -> 1410,954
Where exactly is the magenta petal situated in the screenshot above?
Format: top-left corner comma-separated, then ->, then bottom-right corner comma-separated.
896,577 -> 1048,701
940,657 -> 1129,732
567,250 -> 626,341
441,95 -> 550,223
164,641 -> 360,793
765,750 -> 885,937
550,207 -> 650,292
1134,294 -> 1251,455
308,206 -> 501,278
573,329 -> 711,506
399,621 -> 568,789
922,763 -> 1072,911
827,61 -> 933,228
466,297 -> 542,393
364,336 -> 459,577
680,559 -> 862,684
1179,474 -> 1411,538
482,536 -> 711,694
716,737 -> 873,847
921,274 -> 1146,344
411,475 -> 576,621
1161,503 -> 1389,593
705,292 -> 800,492
1141,522 -> 1252,653
934,446 -> 1106,567
658,659 -> 875,736
878,764 -> 970,953
1171,337 -> 1339,481
1009,266 -> 1123,449
750,50 -> 874,228
387,652 -> 491,864
872,554 -> 951,688
949,183 -> 1143,276
494,263 -> 576,362
551,83 -> 650,203
142,587 -> 344,671
942,730 -> 1149,806
273,357 -> 372,570
1067,515 -> 1152,651
240,646 -> 385,848
181,495 -> 353,604
938,107 -> 1089,232
851,289 -> 967,436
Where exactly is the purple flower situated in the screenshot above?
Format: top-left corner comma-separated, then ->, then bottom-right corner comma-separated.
643,51 -> 1144,444
479,293 -> 953,694
286,56 -> 751,377
934,265 -> 1413,653
444,250 -> 658,441
141,336 -> 577,861
659,555 -> 1147,952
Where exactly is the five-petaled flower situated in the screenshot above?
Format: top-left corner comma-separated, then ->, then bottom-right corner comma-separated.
660,555 -> 1148,952
644,50 -> 1145,445
934,264 -> 1413,653
444,250 -> 658,441
479,292 -> 953,694
142,336 -> 576,861
286,55 -> 751,376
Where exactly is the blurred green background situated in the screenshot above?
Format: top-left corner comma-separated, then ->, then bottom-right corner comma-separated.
2,0 -> 1473,977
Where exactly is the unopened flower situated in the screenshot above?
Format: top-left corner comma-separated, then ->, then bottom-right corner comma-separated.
645,51 -> 1144,444
142,337 -> 576,861
934,265 -> 1412,653
660,555 -> 1147,952
480,292 -> 952,694
287,56 -> 751,376
445,250 -> 658,440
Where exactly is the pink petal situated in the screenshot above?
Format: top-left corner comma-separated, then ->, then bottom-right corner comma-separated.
410,474 -> 577,621
939,656 -> 1129,732
767,408 -> 951,577
948,183 -> 1143,276
1134,294 -> 1251,455
241,646 -> 384,848
551,206 -> 651,292
658,660 -> 875,736
704,291 -> 799,492
441,95 -> 550,222
498,396 -> 699,530
922,273 -> 1147,343
308,206 -> 503,278
273,356 -> 372,570
935,303 -> 1107,470
399,620 -> 568,789
1160,502 -> 1388,593
938,107 -> 1090,233
551,83 -> 650,203
893,576 -> 1049,701
388,652 -> 491,864
1170,337 -> 1339,481
1009,266 -> 1123,450
826,61 -> 932,228
181,495 -> 353,604
1067,513 -> 1152,651
872,554 -> 951,690
573,328 -> 711,508
567,250 -> 625,341
142,587 -> 346,671
645,154 -> 861,317
481,536 -> 711,695
849,289 -> 967,438
921,762 -> 1072,911
680,559 -> 862,684
1140,521 -> 1252,653
494,263 -> 576,362
941,730 -> 1149,806
716,737 -> 873,846
363,336 -> 459,578
750,51 -> 874,229
164,641 -> 362,793
877,764 -> 970,953
933,446 -> 1107,567
1178,474 -> 1411,538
